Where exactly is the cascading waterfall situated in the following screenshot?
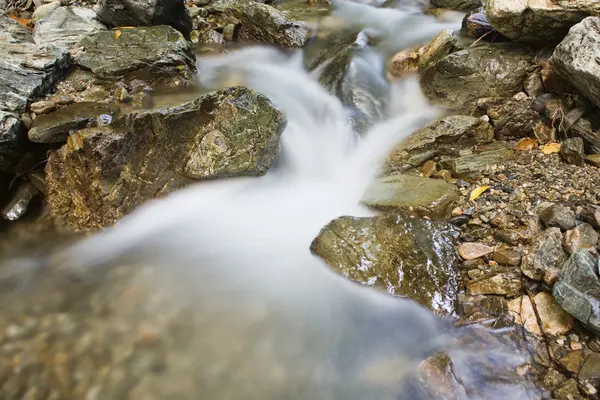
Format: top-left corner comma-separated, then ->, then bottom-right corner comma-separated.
1,1 -> 542,399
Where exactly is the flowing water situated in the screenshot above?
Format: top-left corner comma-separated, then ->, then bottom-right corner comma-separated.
0,1 -> 544,399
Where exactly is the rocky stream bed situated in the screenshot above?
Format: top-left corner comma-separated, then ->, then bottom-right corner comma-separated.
1,0 -> 600,398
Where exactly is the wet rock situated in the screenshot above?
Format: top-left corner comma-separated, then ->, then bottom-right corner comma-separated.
388,115 -> 493,171
553,250 -> 600,334
311,214 -> 459,314
457,294 -> 507,323
389,48 -> 421,77
418,29 -> 457,70
564,223 -> 598,254
1,180 -> 39,221
551,17 -> 600,108
461,7 -> 506,41
552,378 -> 581,400
421,43 -> 531,111
430,0 -> 480,11
193,29 -> 225,46
466,268 -> 521,296
486,0 -> 600,44
523,69 -> 545,98
560,137 -> 585,166
96,0 -> 193,39
46,87 -> 285,230
493,247 -> 521,266
508,295 -> 540,335
440,148 -> 515,178
361,175 -> 459,219
571,117 -> 600,155
470,97 -> 542,138
581,205 -> 600,229
33,6 -> 107,50
534,292 -> 574,336
30,100 -> 57,115
0,111 -> 23,171
539,203 -> 577,231
579,353 -> 600,379
522,228 -> 567,281
28,102 -> 120,143
415,353 -> 467,398
75,26 -> 195,87
27,170 -> 47,195
0,14 -> 71,113
458,242 -> 493,260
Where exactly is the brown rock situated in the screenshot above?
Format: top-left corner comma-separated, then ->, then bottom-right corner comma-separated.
522,228 -> 567,281
493,247 -> 521,266
458,242 -> 493,260
581,205 -> 600,229
30,100 -> 56,115
533,292 -> 574,336
560,137 -> 585,166
533,121 -> 556,144
558,351 -> 584,374
422,160 -> 437,177
467,269 -> 521,296
564,223 -> 598,254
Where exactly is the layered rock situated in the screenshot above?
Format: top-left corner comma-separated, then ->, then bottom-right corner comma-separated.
311,214 -> 459,315
431,0 -> 480,11
33,6 -> 107,50
46,87 -> 285,230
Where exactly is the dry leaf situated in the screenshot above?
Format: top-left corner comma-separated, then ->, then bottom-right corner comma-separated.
515,137 -> 538,151
541,142 -> 561,154
8,15 -> 32,28
469,185 -> 491,201
114,30 -> 121,39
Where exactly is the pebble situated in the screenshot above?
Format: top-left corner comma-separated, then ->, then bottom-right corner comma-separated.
30,100 -> 56,115
114,86 -> 132,104
493,247 -> 521,266
458,243 -> 493,260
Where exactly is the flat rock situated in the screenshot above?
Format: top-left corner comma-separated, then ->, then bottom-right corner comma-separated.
388,115 -> 494,172
486,0 -> 600,44
421,43 -> 531,111
75,26 -> 195,86
522,227 -> 567,281
311,214 -> 459,315
508,292 -> 573,336
458,242 -> 493,260
553,250 -> 600,334
467,268 -> 521,296
46,87 -> 285,231
493,247 -> 521,266
33,6 -> 107,50
539,203 -> 577,231
0,111 -> 23,171
96,0 -> 193,39
440,148 -> 515,177
28,102 -> 120,143
551,17 -> 600,108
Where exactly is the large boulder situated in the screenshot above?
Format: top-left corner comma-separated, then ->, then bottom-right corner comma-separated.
551,17 -> 600,109
421,43 -> 531,111
311,214 -> 459,315
486,0 -> 600,44
96,0 -> 193,39
46,87 -> 285,231
75,25 -> 195,87
33,6 -> 107,50
553,250 -> 600,334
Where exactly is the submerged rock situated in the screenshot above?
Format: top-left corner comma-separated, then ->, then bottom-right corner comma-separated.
75,26 -> 195,87
361,175 -> 459,219
551,17 -> 600,109
486,0 -> 600,44
0,111 -> 23,171
553,250 -> 600,334
311,214 -> 459,315
388,115 -> 494,171
33,6 -> 107,50
421,43 -> 531,110
96,0 -> 193,39
46,87 -> 285,230
28,102 -> 120,143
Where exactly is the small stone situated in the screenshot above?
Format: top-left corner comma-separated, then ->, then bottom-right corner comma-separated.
539,203 -> 577,231
433,169 -> 453,182
570,342 -> 582,350
223,24 -> 236,41
564,223 -> 598,254
451,207 -> 463,216
558,351 -> 584,374
20,113 -> 33,130
458,242 -> 493,260
493,248 -> 521,266
541,368 -> 566,390
421,160 -> 437,177
389,47 -> 422,77
560,137 -> 585,166
585,153 -> 600,167
54,95 -> 74,105
114,86 -> 132,104
522,228 -> 567,281
1,180 -> 39,221
467,269 -> 484,279
533,121 -> 556,144
533,292 -> 574,336
30,100 -> 56,115
467,269 -> 521,296
508,296 -> 540,335
553,379 -> 581,400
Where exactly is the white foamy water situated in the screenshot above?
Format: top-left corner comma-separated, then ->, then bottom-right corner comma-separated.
1,1 -> 541,398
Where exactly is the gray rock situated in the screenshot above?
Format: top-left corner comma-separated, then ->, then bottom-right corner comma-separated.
96,0 -> 193,39
0,111 -> 23,171
46,87 -> 285,231
552,17 -> 600,108
560,137 -> 585,166
486,0 -> 600,44
75,25 -> 195,86
388,115 -> 494,172
28,102 -> 120,143
461,7 -> 507,41
30,100 -> 57,115
0,11 -> 34,43
522,227 -> 567,281
361,174 -> 459,219
470,97 -> 542,138
1,180 -> 39,221
33,6 -> 107,50
581,205 -> 600,229
439,148 -> 515,177
431,0 -> 480,11
564,223 -> 598,254
421,43 -> 531,110
553,250 -> 600,334
0,14 -> 71,113
539,203 -> 577,231
311,214 -> 459,315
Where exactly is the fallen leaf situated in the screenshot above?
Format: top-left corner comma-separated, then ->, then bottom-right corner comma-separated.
541,142 -> 561,154
469,185 -> 491,201
515,137 -> 538,151
114,30 -> 121,39
8,15 -> 32,28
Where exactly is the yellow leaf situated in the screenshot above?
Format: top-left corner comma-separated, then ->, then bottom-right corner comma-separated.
469,185 -> 491,201
114,30 -> 121,39
515,137 -> 538,151
541,142 -> 561,154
